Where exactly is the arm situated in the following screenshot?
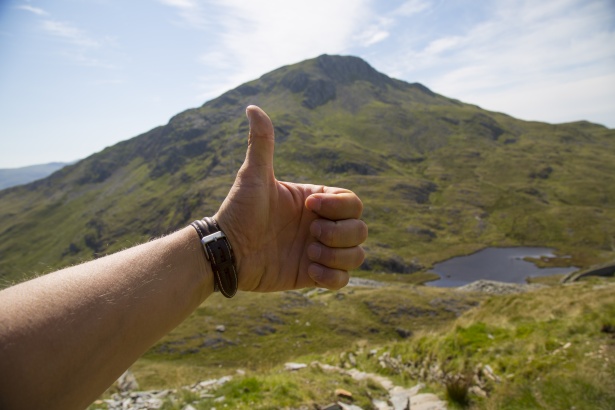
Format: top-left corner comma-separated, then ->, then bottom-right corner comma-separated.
0,227 -> 212,409
0,106 -> 367,409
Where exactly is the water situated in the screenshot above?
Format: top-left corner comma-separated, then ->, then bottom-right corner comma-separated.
427,247 -> 578,287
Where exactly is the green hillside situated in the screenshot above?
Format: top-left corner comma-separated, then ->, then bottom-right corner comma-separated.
92,278 -> 614,409
1,54 -> 614,285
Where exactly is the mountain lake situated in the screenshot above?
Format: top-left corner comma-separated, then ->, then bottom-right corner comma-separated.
426,247 -> 578,287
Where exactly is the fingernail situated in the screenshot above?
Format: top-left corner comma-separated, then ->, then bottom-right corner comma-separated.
308,264 -> 324,282
307,196 -> 321,212
308,243 -> 321,260
310,221 -> 321,239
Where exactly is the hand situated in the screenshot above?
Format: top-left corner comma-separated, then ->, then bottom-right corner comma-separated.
215,106 -> 367,291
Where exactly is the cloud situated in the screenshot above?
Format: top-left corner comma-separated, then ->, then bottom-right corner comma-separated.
16,4 -> 48,16
188,0 -> 373,101
375,0 -> 615,125
356,17 -> 393,47
392,0 -> 431,17
158,0 -> 208,29
158,0 -> 198,9
42,20 -> 100,48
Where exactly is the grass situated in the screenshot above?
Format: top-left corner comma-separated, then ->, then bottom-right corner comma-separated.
87,277 -> 615,409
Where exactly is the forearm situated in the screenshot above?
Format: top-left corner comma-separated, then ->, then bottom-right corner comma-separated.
0,226 -> 213,410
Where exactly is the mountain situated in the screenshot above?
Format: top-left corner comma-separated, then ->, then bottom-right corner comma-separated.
0,162 -> 70,190
1,54 -> 614,285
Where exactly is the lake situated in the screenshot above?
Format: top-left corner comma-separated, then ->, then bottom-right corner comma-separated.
427,247 -> 578,287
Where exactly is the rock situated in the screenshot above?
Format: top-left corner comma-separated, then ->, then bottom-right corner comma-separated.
395,328 -> 413,339
285,362 -> 308,371
215,325 -> 226,332
457,280 -> 545,295
322,404 -> 343,410
183,405 -> 197,410
469,385 -> 488,398
338,402 -> 364,410
117,369 -> 139,392
389,385 -> 423,410
483,364 -> 500,382
348,352 -> 357,367
410,393 -> 447,410
372,398 -> 392,410
252,325 -> 277,335
335,388 -> 353,399
346,368 -> 394,391
310,362 -> 446,410
347,278 -> 387,288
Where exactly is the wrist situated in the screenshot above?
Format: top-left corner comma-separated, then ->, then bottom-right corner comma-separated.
183,226 -> 216,302
189,217 -> 238,298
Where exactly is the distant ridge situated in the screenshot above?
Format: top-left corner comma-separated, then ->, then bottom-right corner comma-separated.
0,162 -> 70,190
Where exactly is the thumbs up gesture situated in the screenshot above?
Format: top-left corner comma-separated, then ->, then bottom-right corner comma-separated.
215,106 -> 367,292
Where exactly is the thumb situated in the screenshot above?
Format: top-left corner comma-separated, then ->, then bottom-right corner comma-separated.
245,105 -> 275,169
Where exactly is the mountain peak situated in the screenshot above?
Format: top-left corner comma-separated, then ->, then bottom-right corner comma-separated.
208,54 -> 435,111
314,54 -> 393,86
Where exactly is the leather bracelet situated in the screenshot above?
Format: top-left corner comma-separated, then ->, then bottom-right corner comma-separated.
190,217 -> 238,298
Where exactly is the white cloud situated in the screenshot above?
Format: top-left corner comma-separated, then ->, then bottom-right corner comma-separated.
158,0 -> 208,29
356,17 -> 393,47
158,0 -> 198,9
42,20 -> 100,48
424,36 -> 462,55
472,72 -> 615,126
377,0 -> 615,126
393,0 -> 431,17
187,0 -> 373,101
16,4 -> 48,16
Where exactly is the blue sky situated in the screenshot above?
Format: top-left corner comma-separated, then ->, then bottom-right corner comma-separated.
0,0 -> 614,168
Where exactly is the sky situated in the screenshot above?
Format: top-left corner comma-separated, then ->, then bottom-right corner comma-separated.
0,0 -> 614,169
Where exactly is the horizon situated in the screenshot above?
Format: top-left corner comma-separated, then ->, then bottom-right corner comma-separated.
1,0 -> 614,168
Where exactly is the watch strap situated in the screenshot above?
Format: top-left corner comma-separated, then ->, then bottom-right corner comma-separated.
190,217 -> 238,298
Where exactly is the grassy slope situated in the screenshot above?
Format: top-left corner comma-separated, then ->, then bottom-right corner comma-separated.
93,277 -> 614,409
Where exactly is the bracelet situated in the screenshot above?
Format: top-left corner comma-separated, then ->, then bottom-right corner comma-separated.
190,217 -> 238,298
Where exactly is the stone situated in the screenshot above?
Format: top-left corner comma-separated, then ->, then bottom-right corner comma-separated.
215,325 -> 226,332
469,385 -> 488,398
372,398 -> 392,410
117,369 -> 139,392
348,352 -> 357,367
285,362 -> 308,371
322,404 -> 343,410
338,402 -> 364,410
395,328 -> 413,339
410,393 -> 447,410
389,385 -> 424,410
346,368 -> 395,391
483,364 -> 500,382
335,388 -> 353,399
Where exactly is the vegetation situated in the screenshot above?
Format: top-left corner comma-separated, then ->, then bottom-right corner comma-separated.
91,277 -> 615,409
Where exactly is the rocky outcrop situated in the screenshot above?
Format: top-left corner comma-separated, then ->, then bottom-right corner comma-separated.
310,361 -> 447,410
456,280 -> 546,295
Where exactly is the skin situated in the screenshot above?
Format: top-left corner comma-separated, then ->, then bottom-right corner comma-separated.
0,106 -> 367,410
